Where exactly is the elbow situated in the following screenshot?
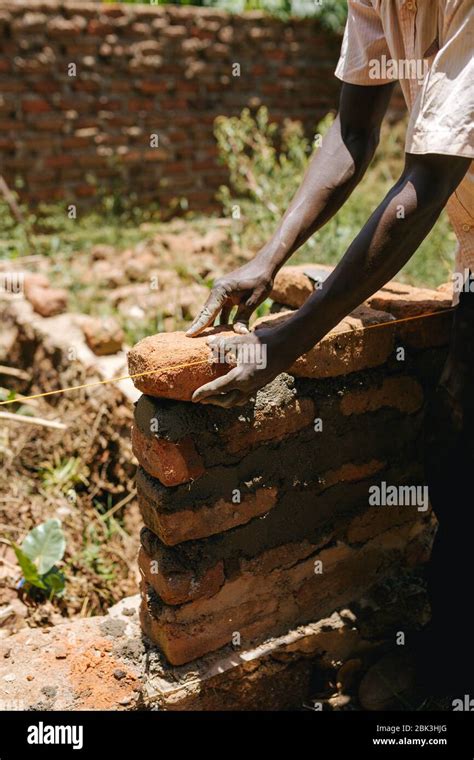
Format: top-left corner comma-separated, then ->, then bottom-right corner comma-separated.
341,126 -> 380,175
403,153 -> 470,213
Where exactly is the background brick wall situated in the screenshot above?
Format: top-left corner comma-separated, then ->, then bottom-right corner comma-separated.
0,0 -> 343,213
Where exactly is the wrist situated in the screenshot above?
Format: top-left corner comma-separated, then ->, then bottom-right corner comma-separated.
255,241 -> 290,280
279,292 -> 333,355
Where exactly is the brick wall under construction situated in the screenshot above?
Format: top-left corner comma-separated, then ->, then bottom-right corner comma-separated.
128,265 -> 452,666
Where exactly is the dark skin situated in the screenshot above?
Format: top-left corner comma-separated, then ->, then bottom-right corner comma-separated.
186,83 -> 471,407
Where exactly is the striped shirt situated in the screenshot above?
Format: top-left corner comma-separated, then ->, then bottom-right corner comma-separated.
335,0 -> 473,296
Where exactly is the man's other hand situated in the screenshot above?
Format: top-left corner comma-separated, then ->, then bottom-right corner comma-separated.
185,260 -> 274,337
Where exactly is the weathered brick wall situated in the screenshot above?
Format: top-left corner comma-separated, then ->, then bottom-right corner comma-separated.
0,0 -> 342,211
128,265 -> 453,666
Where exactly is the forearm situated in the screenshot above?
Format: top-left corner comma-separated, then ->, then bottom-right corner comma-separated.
281,154 -> 470,354
256,117 -> 374,274
255,83 -> 395,275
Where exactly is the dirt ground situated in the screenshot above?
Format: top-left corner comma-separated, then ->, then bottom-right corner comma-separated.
0,217 -> 244,635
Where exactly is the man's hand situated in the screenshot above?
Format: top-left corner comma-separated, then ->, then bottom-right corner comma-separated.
186,260 -> 274,337
187,84 -> 396,340
192,324 -> 297,407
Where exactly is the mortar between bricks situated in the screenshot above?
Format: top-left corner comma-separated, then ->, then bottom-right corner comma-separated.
127,272 -> 452,666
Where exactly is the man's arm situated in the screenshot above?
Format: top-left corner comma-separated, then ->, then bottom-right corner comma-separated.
187,82 -> 395,335
277,152 -> 471,356
193,152 -> 470,407
246,81 -> 395,271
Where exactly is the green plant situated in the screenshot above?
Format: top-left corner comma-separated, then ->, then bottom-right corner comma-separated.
39,456 -> 89,492
102,0 -> 348,33
215,106 -> 316,251
13,519 -> 66,599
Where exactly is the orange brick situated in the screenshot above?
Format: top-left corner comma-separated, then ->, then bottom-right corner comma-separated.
270,264 -> 333,308
320,460 -> 386,490
129,302 -> 398,402
292,324 -> 394,379
132,425 -> 204,487
137,474 -> 277,545
138,544 -> 224,605
368,281 -> 451,317
396,310 -> 452,350
340,376 -> 423,416
128,327 -> 234,401
140,519 -> 426,665
253,305 -> 396,380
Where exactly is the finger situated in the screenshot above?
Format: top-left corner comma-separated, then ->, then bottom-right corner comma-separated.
232,302 -> 253,333
219,300 -> 233,326
199,390 -> 247,408
233,287 -> 265,333
207,334 -> 245,358
186,285 -> 227,337
233,321 -> 250,335
207,335 -> 237,364
191,367 -> 241,402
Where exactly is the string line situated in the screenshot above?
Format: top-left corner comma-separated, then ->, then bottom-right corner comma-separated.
0,307 -> 454,407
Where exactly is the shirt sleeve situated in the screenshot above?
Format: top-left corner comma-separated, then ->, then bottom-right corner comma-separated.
334,0 -> 393,86
405,2 -> 474,159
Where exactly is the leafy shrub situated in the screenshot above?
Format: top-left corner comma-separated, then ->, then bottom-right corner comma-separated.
13,519 -> 66,599
215,107 -> 315,251
103,0 -> 348,33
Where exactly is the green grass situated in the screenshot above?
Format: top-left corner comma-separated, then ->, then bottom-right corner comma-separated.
0,196 -> 164,262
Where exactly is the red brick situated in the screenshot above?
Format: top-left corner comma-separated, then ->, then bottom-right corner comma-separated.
0,80 -> 23,92
0,120 -> 19,130
32,81 -> 58,94
320,460 -> 386,490
87,20 -> 116,36
368,281 -> 452,318
45,155 -> 74,168
340,376 -> 424,416
265,48 -> 287,61
279,65 -> 298,76
140,519 -> 425,665
138,544 -> 224,605
35,117 -> 66,131
75,184 -> 98,198
127,98 -> 155,112
128,327 -> 235,402
138,81 -> 168,94
22,98 -> 51,113
132,425 -> 205,487
138,475 -> 277,545
162,99 -> 189,110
